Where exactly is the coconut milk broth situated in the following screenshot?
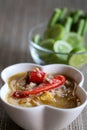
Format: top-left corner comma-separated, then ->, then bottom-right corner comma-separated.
6,71 -> 81,108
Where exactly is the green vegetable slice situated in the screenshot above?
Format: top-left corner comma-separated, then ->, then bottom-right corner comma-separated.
54,40 -> 72,53
69,53 -> 87,68
77,19 -> 85,36
53,40 -> 72,61
48,8 -> 61,27
59,8 -> 67,21
64,16 -> 73,33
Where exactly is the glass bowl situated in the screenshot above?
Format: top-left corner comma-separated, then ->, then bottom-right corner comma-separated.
28,23 -> 87,68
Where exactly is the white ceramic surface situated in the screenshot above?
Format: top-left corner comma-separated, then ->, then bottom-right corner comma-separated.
0,63 -> 87,130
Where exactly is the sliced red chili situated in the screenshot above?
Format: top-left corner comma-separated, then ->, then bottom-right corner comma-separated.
13,75 -> 66,98
29,68 -> 46,84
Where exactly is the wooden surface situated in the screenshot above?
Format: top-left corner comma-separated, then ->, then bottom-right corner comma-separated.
0,0 -> 87,130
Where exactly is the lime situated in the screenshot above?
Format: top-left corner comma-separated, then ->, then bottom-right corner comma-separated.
69,53 -> 87,68
70,47 -> 87,53
53,40 -> 72,61
63,32 -> 84,49
40,39 -> 55,50
54,40 -> 72,53
44,24 -> 64,40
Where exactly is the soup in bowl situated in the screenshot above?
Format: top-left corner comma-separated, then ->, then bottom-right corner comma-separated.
0,63 -> 87,130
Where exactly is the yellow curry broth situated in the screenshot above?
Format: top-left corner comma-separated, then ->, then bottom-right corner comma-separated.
7,72 -> 81,108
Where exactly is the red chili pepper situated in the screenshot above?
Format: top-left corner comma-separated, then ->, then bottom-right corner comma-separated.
13,75 -> 66,98
29,68 -> 46,84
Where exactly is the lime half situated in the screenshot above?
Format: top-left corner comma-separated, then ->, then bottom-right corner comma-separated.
69,53 -> 87,68
54,40 -> 72,53
44,24 -> 64,40
63,32 -> 84,49
53,40 -> 72,61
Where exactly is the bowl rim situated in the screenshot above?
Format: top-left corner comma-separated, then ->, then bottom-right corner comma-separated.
1,63 -> 84,83
28,22 -> 87,55
1,63 -> 84,87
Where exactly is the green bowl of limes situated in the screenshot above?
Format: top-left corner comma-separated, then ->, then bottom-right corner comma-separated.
28,8 -> 87,68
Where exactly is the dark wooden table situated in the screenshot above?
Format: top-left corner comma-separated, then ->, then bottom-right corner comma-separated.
0,0 -> 87,130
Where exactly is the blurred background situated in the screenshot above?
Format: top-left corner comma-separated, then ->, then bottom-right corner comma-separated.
0,0 -> 87,68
